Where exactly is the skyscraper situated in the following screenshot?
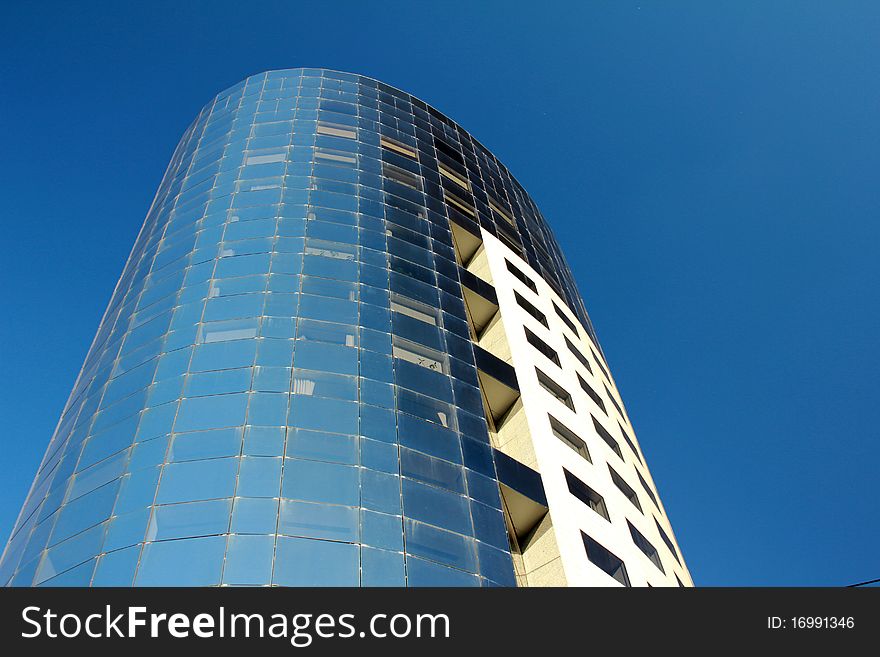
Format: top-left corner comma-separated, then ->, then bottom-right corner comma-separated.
0,69 -> 691,587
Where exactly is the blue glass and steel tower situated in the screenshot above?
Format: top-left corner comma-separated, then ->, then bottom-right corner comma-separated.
0,69 -> 691,587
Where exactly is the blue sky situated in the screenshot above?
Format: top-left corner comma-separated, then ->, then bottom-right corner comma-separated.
1,1 -> 878,586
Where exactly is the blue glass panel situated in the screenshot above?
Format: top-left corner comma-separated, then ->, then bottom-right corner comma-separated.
190,340 -> 256,372
278,499 -> 358,541
92,545 -> 140,586
293,341 -> 357,375
466,469 -> 503,510
360,378 -> 394,408
470,501 -> 510,550
361,509 -> 403,551
174,394 -> 248,432
243,426 -> 285,456
297,319 -> 357,345
255,338 -> 294,366
150,499 -> 232,541
397,413 -> 461,464
236,457 -> 282,497
135,536 -> 226,586
36,523 -> 106,584
288,395 -> 358,435
115,466 -> 161,514
253,366 -> 291,392
477,542 -> 516,587
156,458 -> 238,504
400,448 -> 465,494
103,508 -> 150,552
360,469 -> 400,514
222,535 -> 274,585
273,537 -> 359,586
287,429 -> 357,464
361,438 -> 398,473
402,479 -> 472,535
37,559 -> 96,587
361,547 -> 405,587
404,519 -> 477,572
170,428 -> 242,462
50,481 -> 120,545
406,556 -> 479,587
231,497 -> 279,534
291,369 -> 357,400
359,404 -> 397,443
247,392 -> 289,426
184,368 -> 252,397
281,459 -> 358,506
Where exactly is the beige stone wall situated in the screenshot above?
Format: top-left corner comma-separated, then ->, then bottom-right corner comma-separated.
517,515 -> 568,587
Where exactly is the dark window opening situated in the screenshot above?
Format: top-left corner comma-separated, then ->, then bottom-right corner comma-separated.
635,469 -> 658,508
591,347 -> 611,381
536,368 -> 574,411
582,533 -> 630,587
550,415 -> 590,462
380,136 -> 417,159
505,259 -> 538,293
604,382 -> 626,421
564,468 -> 608,519
525,327 -> 560,366
619,422 -> 642,464
514,291 -> 548,328
591,415 -> 622,459
553,301 -> 579,337
608,465 -> 642,512
577,373 -> 606,414
628,520 -> 665,574
654,518 -> 682,566
564,336 -> 593,374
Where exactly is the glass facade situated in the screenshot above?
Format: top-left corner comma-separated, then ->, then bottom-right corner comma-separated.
0,69 -> 597,587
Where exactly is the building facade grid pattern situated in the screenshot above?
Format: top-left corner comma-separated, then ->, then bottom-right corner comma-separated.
0,68 -> 683,587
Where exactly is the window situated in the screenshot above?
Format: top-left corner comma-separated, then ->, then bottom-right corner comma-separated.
434,137 -> 464,164
564,468 -> 608,520
438,162 -> 470,191
505,259 -> 538,293
536,368 -> 573,410
443,187 -> 475,217
390,293 -> 439,325
619,422 -> 642,463
564,336 -> 593,374
392,337 -> 447,373
582,533 -> 630,586
495,224 -> 524,256
380,136 -> 417,159
383,161 -> 422,190
608,465 -> 642,512
488,198 -> 515,227
314,148 -> 356,165
317,122 -> 356,139
591,347 -> 611,381
553,301 -> 579,337
591,415 -> 622,459
246,153 -> 286,165
549,415 -> 590,461
628,520 -> 665,573
577,373 -> 606,414
604,382 -> 626,421
514,291 -> 548,327
635,468 -> 658,508
525,327 -> 560,366
654,518 -> 682,566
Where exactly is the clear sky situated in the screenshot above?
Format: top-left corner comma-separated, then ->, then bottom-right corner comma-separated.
1,1 -> 878,586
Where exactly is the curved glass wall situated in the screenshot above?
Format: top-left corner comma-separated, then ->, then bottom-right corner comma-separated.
0,68 -> 594,587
